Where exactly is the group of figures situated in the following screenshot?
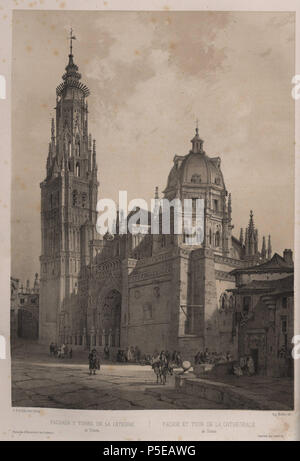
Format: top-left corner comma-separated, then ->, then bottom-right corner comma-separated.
87,347 -> 184,384
194,348 -> 232,365
233,355 -> 255,376
49,342 -> 73,359
151,350 -> 183,385
116,345 -> 142,363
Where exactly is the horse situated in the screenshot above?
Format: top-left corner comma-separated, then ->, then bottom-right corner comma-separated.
152,359 -> 174,385
152,360 -> 162,384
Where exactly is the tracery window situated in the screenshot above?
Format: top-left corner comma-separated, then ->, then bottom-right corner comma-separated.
72,189 -> 78,206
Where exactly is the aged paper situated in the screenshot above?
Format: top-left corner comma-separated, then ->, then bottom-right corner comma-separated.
0,0 -> 299,441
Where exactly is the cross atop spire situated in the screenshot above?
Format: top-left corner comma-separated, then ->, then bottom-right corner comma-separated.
69,28 -> 76,56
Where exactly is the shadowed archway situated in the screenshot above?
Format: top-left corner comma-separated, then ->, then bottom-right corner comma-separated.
100,289 -> 121,347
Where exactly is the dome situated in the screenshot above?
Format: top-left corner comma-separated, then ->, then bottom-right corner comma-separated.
164,129 -> 225,196
179,152 -> 224,186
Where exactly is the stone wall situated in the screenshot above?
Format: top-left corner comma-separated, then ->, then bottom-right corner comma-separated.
127,273 -> 172,355
39,277 -> 59,343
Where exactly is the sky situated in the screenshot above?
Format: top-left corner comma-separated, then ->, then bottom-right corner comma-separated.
11,10 -> 295,284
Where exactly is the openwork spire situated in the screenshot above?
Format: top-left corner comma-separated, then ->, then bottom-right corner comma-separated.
51,118 -> 55,141
56,28 -> 90,98
261,235 -> 266,259
267,235 -> 272,259
248,209 -> 255,234
244,210 -> 259,258
239,228 -> 243,245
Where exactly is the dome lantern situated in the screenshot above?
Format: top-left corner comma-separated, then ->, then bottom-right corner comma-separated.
190,123 -> 204,154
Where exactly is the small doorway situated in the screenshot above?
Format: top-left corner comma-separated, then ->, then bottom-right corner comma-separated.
250,348 -> 259,374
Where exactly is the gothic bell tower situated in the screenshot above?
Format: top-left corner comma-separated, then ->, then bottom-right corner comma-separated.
39,31 -> 99,344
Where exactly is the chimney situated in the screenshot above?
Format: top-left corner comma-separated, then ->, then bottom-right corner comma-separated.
283,249 -> 293,265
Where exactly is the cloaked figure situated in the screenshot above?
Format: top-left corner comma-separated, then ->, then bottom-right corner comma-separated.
88,348 -> 99,375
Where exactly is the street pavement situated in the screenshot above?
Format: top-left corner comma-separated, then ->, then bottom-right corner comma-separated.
11,344 -> 227,410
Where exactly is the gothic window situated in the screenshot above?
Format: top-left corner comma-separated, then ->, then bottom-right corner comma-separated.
82,192 -> 86,208
192,197 -> 197,213
191,174 -> 201,184
68,142 -> 71,157
76,162 -> 80,177
209,228 -> 212,245
215,176 -> 220,185
215,230 -> 220,247
219,293 -> 227,311
76,140 -> 80,157
213,199 -> 219,212
170,207 -> 175,238
72,189 -> 78,206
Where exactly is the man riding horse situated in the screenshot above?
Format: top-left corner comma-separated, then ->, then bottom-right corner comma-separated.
151,350 -> 174,385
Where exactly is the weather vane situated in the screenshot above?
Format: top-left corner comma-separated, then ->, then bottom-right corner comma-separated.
69,28 -> 76,55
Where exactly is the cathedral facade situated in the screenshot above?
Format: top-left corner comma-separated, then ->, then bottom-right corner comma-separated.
39,42 -> 278,362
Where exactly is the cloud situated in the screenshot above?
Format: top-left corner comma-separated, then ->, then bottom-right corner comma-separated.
11,10 -> 295,282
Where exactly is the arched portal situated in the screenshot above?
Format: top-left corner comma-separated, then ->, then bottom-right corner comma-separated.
100,289 -> 121,347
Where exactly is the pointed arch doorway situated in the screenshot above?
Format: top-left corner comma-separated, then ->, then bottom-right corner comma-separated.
100,289 -> 121,348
